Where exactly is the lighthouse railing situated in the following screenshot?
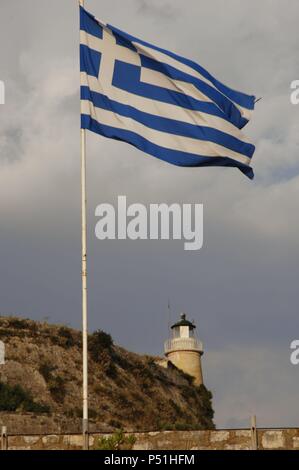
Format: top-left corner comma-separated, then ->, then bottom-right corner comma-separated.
164,337 -> 203,354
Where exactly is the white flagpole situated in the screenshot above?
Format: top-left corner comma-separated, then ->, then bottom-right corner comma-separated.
79,0 -> 89,451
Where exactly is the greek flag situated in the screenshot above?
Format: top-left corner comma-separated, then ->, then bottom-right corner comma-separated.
80,6 -> 256,179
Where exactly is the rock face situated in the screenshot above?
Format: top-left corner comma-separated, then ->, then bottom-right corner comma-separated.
0,316 -> 214,434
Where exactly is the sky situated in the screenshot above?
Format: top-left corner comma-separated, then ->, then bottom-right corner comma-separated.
0,0 -> 299,429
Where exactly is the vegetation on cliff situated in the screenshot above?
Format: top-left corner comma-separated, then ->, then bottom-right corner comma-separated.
0,316 -> 214,433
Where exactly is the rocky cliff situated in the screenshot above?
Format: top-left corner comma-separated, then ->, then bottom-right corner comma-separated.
0,316 -> 214,434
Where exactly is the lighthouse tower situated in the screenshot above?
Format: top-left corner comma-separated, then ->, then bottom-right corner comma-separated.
164,313 -> 204,386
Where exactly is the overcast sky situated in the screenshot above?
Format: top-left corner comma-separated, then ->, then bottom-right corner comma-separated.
0,0 -> 299,429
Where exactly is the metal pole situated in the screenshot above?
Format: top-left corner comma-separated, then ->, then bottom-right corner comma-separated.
1,426 -> 8,451
167,299 -> 171,334
79,0 -> 89,451
250,415 -> 258,450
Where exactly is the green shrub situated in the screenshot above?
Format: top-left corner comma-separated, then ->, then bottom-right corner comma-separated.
48,326 -> 77,349
89,330 -> 113,361
88,408 -> 98,419
108,419 -> 122,429
74,407 -> 83,418
48,376 -> 67,404
114,352 -> 131,370
39,363 -> 67,404
170,400 -> 183,416
58,327 -> 76,348
180,384 -> 197,400
0,329 -> 15,339
197,384 -> 214,423
96,430 -> 136,450
88,331 -> 117,377
68,407 -> 98,419
7,318 -> 29,330
0,381 -> 50,413
39,363 -> 56,382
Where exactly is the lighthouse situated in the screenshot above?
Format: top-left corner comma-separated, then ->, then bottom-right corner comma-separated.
164,313 -> 204,386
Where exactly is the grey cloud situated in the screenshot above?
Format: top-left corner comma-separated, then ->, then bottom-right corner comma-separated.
0,126 -> 23,163
136,0 -> 178,20
206,346 -> 299,428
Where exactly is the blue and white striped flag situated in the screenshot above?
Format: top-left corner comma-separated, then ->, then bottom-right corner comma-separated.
80,6 -> 256,179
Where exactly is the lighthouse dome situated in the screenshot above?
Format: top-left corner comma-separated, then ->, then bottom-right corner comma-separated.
171,313 -> 196,330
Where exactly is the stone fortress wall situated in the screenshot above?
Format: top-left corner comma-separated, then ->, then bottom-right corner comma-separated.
1,428 -> 299,450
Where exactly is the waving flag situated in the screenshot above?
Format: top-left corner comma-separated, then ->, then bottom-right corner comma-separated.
80,6 -> 256,179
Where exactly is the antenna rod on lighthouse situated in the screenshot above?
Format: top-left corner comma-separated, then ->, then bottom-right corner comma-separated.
168,298 -> 171,334
79,0 -> 89,451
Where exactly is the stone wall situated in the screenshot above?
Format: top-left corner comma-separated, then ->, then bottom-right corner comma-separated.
2,429 -> 299,450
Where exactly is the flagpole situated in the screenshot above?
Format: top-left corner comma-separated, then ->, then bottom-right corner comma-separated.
79,0 -> 89,451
